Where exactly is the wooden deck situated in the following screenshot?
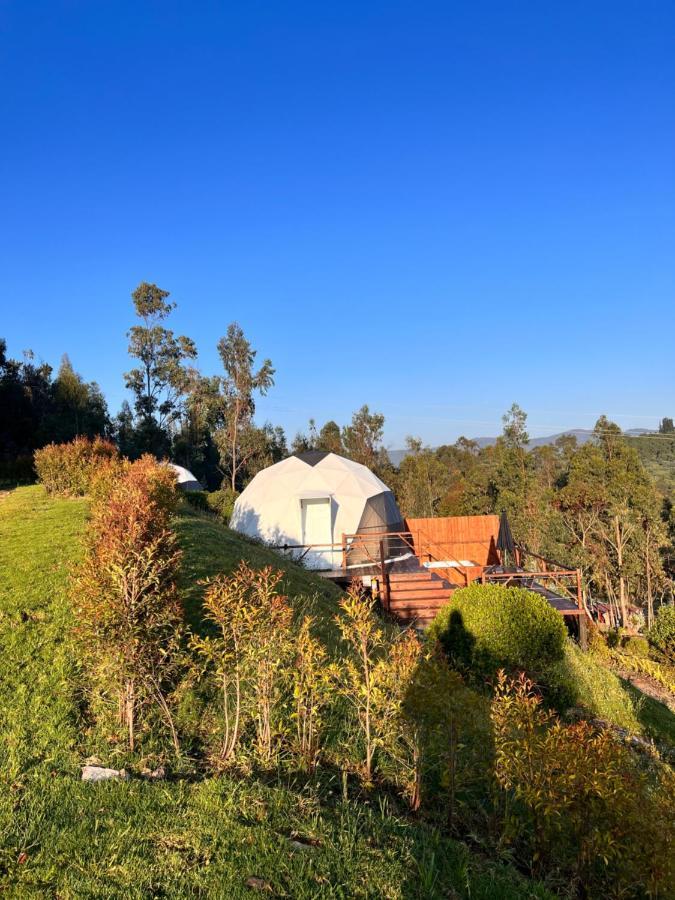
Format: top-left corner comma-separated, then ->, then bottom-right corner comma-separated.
300,517 -> 589,630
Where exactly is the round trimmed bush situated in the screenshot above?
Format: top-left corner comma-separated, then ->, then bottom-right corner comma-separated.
648,604 -> 675,661
427,583 -> 567,677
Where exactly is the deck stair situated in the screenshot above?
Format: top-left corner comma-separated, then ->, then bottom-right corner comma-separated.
386,568 -> 455,628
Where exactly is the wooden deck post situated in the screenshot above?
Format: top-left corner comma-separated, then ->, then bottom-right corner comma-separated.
575,569 -> 582,611
379,539 -> 390,611
341,533 -> 347,571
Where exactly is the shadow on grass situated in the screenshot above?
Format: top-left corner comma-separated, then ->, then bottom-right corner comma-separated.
621,679 -> 675,750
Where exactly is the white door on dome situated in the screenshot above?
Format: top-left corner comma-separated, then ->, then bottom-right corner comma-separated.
301,498 -> 333,568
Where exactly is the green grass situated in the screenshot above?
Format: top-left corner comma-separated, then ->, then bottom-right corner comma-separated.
0,486 -> 552,898
545,641 -> 675,748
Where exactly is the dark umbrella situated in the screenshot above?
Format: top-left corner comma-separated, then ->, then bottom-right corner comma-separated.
496,510 -> 516,564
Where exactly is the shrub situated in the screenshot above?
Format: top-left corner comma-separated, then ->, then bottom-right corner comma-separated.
206,487 -> 238,523
620,635 -> 650,658
73,455 -> 183,754
491,671 -> 675,896
183,489 -> 210,512
35,436 -> 118,497
605,627 -> 622,649
427,584 -> 567,679
192,563 -> 296,767
335,585 -> 386,783
291,615 -> 336,772
648,604 -> 675,661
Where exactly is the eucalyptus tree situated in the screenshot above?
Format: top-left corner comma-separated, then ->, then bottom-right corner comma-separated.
214,323 -> 275,491
124,282 -> 197,456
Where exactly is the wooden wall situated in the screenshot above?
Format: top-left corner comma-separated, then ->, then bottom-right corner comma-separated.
404,515 -> 501,585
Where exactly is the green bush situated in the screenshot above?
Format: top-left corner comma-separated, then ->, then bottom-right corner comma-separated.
427,583 -> 567,678
620,635 -> 650,658
34,437 -> 119,497
648,604 -> 675,661
183,490 -> 209,512
206,487 -> 238,523
605,628 -> 622,649
491,671 -> 674,897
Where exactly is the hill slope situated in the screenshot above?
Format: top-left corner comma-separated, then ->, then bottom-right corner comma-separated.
176,503 -> 344,647
0,486 -> 551,898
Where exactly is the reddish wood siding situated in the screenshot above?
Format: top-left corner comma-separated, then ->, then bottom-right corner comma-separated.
404,515 -> 501,585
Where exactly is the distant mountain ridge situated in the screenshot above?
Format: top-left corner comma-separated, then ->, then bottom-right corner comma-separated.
387,428 -> 656,466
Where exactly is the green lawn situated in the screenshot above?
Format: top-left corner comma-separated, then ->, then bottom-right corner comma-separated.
0,486 -> 551,898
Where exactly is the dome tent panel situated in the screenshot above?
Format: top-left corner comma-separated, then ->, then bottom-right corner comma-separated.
168,463 -> 203,492
356,490 -> 404,534
347,490 -> 406,565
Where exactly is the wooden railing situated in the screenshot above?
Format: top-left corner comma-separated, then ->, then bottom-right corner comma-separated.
267,531 -> 584,615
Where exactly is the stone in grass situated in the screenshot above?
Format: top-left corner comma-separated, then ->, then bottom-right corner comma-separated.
288,838 -> 314,852
140,765 -> 166,781
81,765 -> 129,783
287,831 -> 320,852
245,876 -> 272,891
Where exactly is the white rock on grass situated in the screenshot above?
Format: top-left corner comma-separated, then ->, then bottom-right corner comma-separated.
81,765 -> 129,783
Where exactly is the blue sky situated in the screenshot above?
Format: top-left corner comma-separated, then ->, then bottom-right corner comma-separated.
1,1 -> 673,449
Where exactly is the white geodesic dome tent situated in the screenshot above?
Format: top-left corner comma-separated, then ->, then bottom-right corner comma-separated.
168,463 -> 202,492
230,451 -> 404,569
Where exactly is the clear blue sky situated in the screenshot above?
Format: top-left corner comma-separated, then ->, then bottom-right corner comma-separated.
1,1 -> 673,448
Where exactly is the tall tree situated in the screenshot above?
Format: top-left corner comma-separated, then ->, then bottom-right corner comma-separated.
317,420 -> 343,455
49,355 -> 110,442
342,405 -> 387,471
397,437 -> 451,518
502,402 -> 529,450
214,323 -> 275,491
124,282 -> 197,456
291,418 -> 318,454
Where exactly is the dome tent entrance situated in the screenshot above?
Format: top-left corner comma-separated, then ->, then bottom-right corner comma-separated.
229,451 -> 404,569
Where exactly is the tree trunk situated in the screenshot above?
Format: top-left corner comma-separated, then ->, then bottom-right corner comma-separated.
615,516 -> 628,628
646,532 -> 653,629
231,400 -> 239,492
125,678 -> 135,752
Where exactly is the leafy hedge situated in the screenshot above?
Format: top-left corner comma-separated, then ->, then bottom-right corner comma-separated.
620,635 -> 650,658
34,437 -> 119,497
544,641 -> 642,729
182,488 -> 238,523
206,487 -> 238,523
648,604 -> 675,661
427,583 -> 567,678
182,490 -> 210,512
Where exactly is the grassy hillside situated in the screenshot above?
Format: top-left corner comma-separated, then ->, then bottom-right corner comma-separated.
628,433 -> 675,496
176,503 -> 344,647
0,486 -> 551,898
